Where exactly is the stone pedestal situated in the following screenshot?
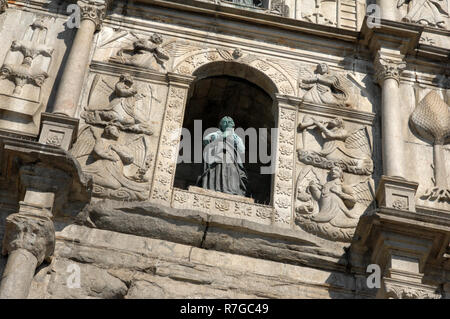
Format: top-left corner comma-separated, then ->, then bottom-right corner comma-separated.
376,175 -> 419,211
38,113 -> 79,151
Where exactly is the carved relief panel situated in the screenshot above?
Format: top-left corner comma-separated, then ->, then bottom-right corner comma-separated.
71,71 -> 167,201
0,12 -> 74,136
294,110 -> 376,242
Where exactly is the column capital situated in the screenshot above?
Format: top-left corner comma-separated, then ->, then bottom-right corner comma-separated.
378,278 -> 441,299
374,52 -> 406,85
78,0 -> 110,31
2,210 -> 55,266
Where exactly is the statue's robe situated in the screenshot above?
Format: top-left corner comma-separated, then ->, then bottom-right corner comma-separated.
199,132 -> 248,196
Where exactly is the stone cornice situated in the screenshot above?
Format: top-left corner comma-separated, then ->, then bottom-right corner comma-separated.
130,0 -> 359,42
360,17 -> 424,55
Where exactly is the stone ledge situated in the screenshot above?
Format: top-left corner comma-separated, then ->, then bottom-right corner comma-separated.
75,200 -> 350,272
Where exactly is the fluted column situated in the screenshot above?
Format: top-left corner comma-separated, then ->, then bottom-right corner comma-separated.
52,0 -> 107,117
374,52 -> 406,178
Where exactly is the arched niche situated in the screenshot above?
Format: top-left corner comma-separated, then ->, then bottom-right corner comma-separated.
174,61 -> 278,205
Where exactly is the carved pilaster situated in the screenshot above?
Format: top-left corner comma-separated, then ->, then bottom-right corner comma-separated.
374,52 -> 406,85
78,0 -> 108,31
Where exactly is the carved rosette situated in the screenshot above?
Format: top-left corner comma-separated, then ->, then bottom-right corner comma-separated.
273,107 -> 297,226
78,0 -> 108,31
2,212 -> 55,266
172,188 -> 274,225
374,53 -> 406,84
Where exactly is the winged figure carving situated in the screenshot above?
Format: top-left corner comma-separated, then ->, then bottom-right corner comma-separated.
299,63 -> 356,109
108,32 -> 170,70
298,115 -> 373,175
70,73 -> 154,200
295,166 -> 374,242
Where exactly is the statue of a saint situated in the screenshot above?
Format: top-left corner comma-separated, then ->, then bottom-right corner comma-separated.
398,0 -> 448,28
299,63 -> 353,108
198,116 -> 248,197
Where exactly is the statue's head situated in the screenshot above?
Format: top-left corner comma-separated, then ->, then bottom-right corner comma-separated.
219,116 -> 235,132
116,73 -> 137,97
150,33 -> 163,45
316,63 -> 329,75
329,166 -> 344,181
104,125 -> 120,140
329,117 -> 344,128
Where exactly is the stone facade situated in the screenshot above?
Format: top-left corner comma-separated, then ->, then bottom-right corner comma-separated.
0,0 -> 449,299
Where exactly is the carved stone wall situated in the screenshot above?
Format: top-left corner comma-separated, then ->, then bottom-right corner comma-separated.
0,0 -> 448,300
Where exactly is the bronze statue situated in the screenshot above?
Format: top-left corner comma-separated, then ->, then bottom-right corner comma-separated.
198,116 -> 248,197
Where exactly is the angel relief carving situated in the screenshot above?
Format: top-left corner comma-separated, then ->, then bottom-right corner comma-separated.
109,33 -> 170,71
297,116 -> 374,176
295,166 -> 374,242
299,63 -> 355,108
70,74 -> 154,200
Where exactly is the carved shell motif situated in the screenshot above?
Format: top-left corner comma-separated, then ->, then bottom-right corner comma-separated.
410,91 -> 450,145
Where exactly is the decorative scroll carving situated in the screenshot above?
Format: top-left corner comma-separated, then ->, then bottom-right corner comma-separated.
71,74 -> 153,200
295,166 -> 374,242
299,63 -> 355,108
2,211 -> 55,265
297,115 -> 374,175
383,281 -> 441,299
397,0 -> 449,29
0,18 -> 53,96
109,33 -> 169,71
78,0 -> 108,31
374,53 -> 406,84
410,90 -> 450,203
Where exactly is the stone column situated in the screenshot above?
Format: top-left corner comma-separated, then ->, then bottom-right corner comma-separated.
375,0 -> 396,20
0,165 -> 69,299
39,0 -> 108,151
374,52 -> 406,179
0,205 -> 55,299
52,0 -> 107,117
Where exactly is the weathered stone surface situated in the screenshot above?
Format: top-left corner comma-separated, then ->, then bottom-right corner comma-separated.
77,201 -> 348,271
26,225 -> 374,298
0,0 -> 449,300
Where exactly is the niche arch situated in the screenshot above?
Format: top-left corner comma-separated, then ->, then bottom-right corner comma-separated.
174,60 -> 280,204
